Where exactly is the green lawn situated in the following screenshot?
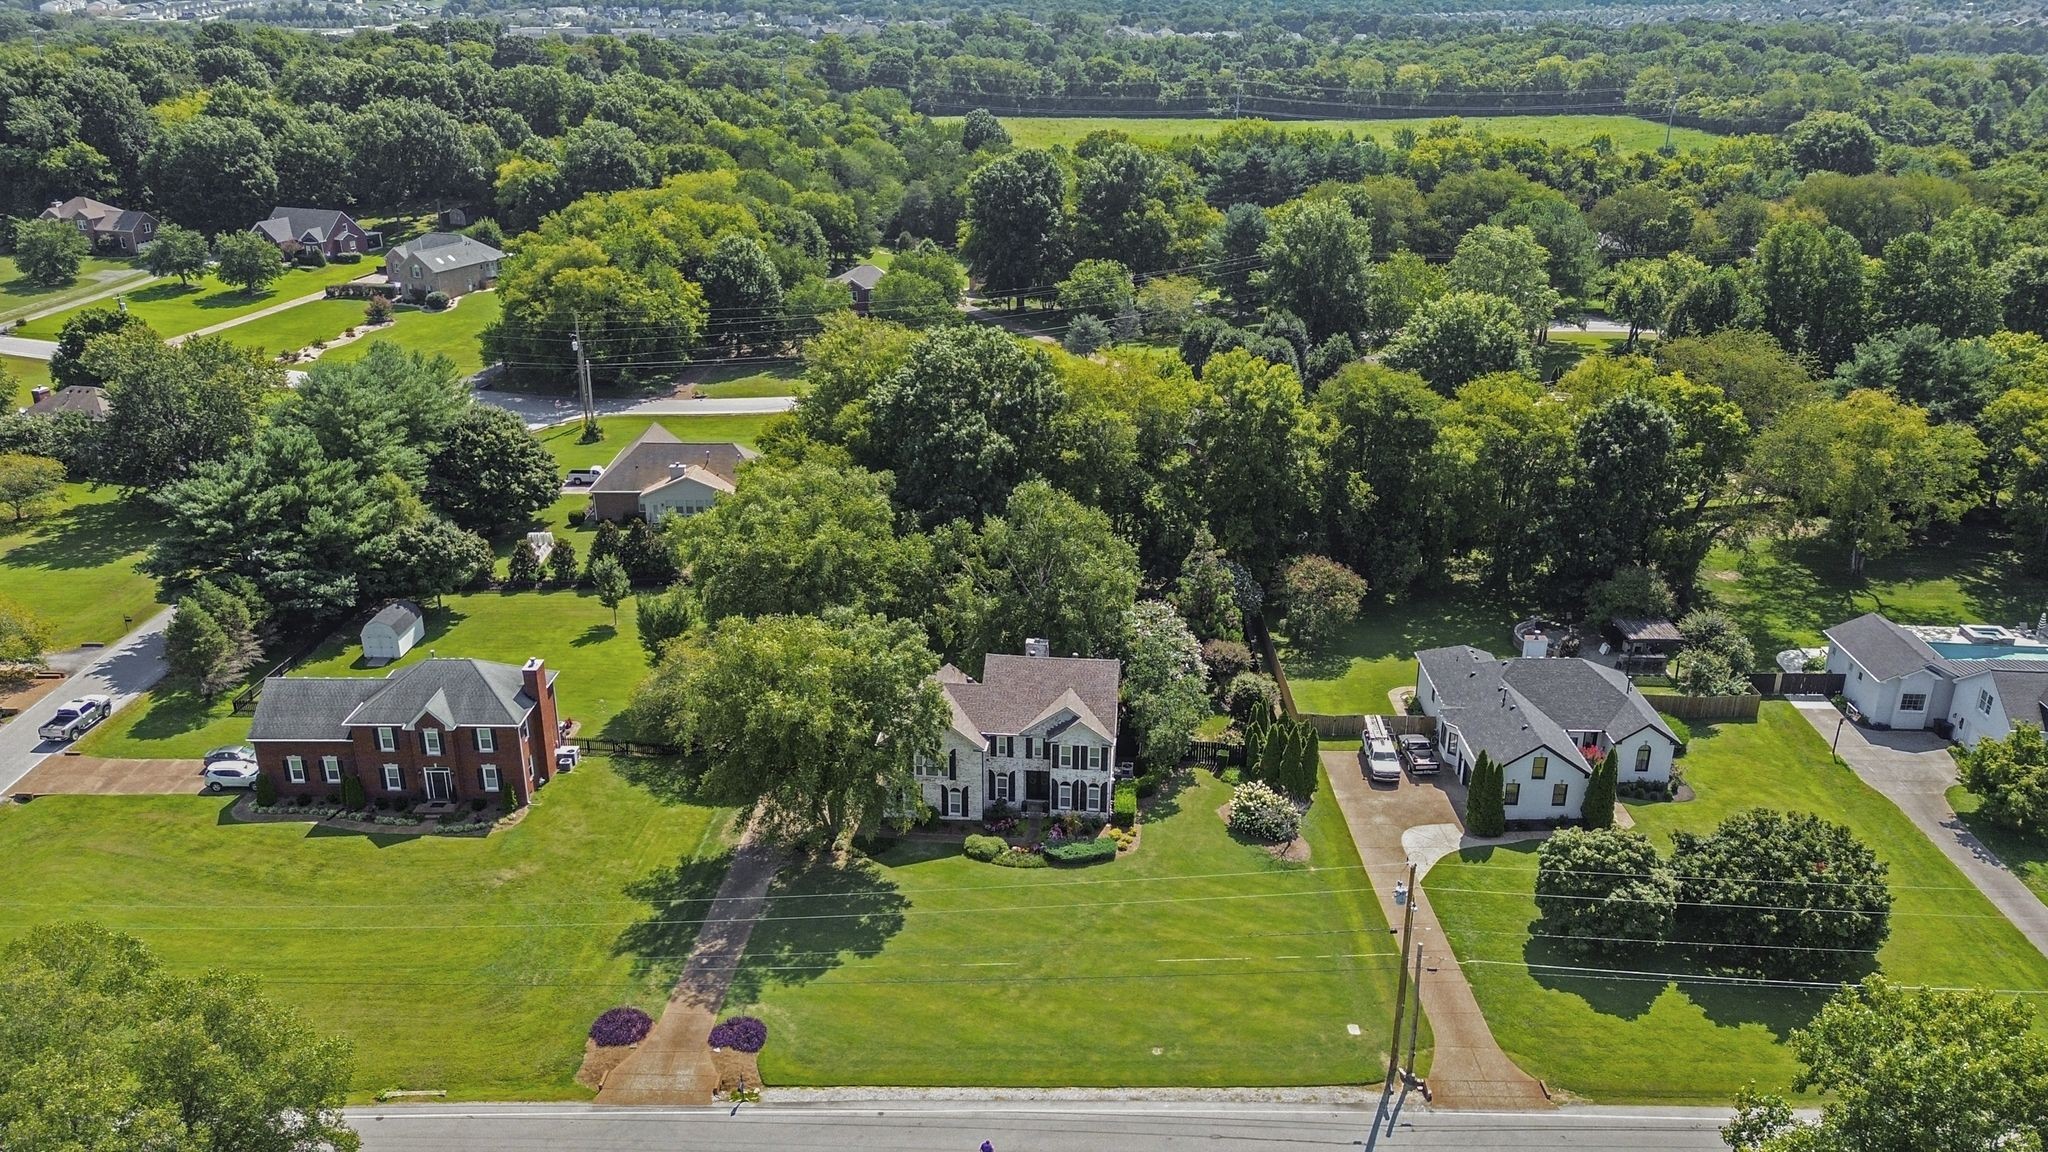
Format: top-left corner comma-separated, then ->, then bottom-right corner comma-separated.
535,413 -> 783,472
216,298 -> 368,359
0,256 -> 149,324
727,766 -> 1417,1086
315,291 -> 503,377
0,763 -> 733,1101
1701,529 -> 2048,659
17,261 -> 372,340
963,113 -> 1720,153
1281,586 -> 1523,715
1950,785 -> 2048,907
84,588 -> 653,760
1428,702 -> 2048,1103
686,361 -> 804,399
1,354 -> 48,408
0,483 -> 161,649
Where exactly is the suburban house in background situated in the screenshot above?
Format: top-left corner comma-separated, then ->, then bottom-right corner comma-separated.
23,385 -> 109,420
1826,612 -> 2048,748
39,197 -> 156,255
383,232 -> 503,300
831,263 -> 886,314
250,207 -> 381,259
248,657 -> 560,806
360,600 -> 425,665
1416,645 -> 1679,823
921,640 -> 1122,820
585,424 -> 756,523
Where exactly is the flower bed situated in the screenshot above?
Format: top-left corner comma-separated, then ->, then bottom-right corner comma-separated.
589,1006 -> 654,1048
708,1015 -> 767,1053
1227,780 -> 1300,842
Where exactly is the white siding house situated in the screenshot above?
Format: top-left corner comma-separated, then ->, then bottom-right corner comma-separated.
918,646 -> 1121,820
1824,612 -> 2048,748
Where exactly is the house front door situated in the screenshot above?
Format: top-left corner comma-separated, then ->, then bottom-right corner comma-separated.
1025,770 -> 1050,806
424,768 -> 453,802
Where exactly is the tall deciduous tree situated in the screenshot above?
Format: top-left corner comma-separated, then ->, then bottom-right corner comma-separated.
699,234 -> 784,349
1533,825 -> 1671,950
1672,807 -> 1891,976
962,148 -> 1068,308
424,404 -> 561,538
211,229 -> 284,295
630,610 -> 946,843
1958,724 -> 2048,833
142,115 -> 277,236
1446,223 -> 1558,337
13,218 -> 87,286
1383,292 -> 1530,393
1122,600 -> 1208,770
1277,554 -> 1366,649
88,330 -> 278,490
0,453 -> 64,522
1209,202 -> 1269,315
1871,232 -> 2002,338
1755,218 -> 1867,371
1315,363 -> 1451,594
1254,198 -> 1374,343
142,222 -> 209,285
1188,350 -> 1325,571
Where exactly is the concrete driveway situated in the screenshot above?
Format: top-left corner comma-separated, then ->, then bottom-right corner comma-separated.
12,755 -> 207,795
0,608 -> 173,796
1791,699 -> 2048,958
1321,752 -> 1552,1111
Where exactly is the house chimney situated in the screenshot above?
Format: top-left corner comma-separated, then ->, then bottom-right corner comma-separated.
29,387 -> 49,405
667,461 -> 687,481
1025,637 -> 1050,658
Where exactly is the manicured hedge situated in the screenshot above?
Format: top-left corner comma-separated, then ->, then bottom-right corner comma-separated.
963,834 -> 1007,862
1043,837 -> 1118,865
1112,780 -> 1137,829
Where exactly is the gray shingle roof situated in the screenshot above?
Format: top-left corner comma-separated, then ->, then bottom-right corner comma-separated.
1825,612 -> 1941,681
26,386 -> 109,419
250,658 -> 543,741
387,232 -> 503,272
1417,645 -> 1674,772
248,677 -> 385,741
832,263 -> 886,290
256,207 -> 353,245
591,423 -> 755,496
941,653 -> 1121,741
367,600 -> 423,631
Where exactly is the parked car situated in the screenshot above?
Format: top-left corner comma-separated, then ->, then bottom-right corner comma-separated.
38,695 -> 111,743
202,760 -> 260,793
1398,734 -> 1438,776
203,744 -> 256,765
565,465 -> 605,487
1363,714 -> 1402,784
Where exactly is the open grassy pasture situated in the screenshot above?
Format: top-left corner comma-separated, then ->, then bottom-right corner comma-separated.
0,763 -> 733,1101
964,113 -> 1720,153
1280,586 -> 1523,715
0,483 -> 161,650
316,291 -> 503,377
1700,528 -> 2048,659
17,260 -> 372,340
0,256 -> 149,324
1427,702 -> 2048,1103
726,766 -> 1417,1086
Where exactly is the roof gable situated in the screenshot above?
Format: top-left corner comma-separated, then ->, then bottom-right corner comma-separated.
1418,645 -> 1670,771
1824,612 -> 1942,682
593,425 -> 756,496
940,653 -> 1121,741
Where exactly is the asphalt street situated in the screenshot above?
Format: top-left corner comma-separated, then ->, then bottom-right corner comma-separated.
347,1101 -> 1738,1151
0,608 -> 173,796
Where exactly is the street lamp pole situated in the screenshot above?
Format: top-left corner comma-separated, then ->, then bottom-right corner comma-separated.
1833,714 -> 1847,762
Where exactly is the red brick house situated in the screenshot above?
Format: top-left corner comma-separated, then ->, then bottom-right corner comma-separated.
249,207 -> 381,259
248,657 -> 560,806
39,197 -> 157,255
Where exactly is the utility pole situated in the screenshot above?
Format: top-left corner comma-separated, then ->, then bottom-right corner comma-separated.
1404,942 -> 1426,1091
1382,862 -> 1419,1101
571,318 -> 596,440
1663,87 -> 1682,151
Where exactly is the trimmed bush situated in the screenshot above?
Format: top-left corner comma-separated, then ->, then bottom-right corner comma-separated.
990,847 -> 1048,868
425,290 -> 450,311
1659,712 -> 1691,750
253,773 -> 277,807
1044,836 -> 1119,865
1112,780 -> 1138,829
1227,780 -> 1300,842
707,1015 -> 767,1052
589,1006 -> 653,1047
963,834 -> 1007,862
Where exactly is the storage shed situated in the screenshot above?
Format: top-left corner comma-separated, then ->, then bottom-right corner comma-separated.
361,600 -> 426,664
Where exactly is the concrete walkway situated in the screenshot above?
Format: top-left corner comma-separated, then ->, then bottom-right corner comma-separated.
0,608 -> 174,796
1791,698 -> 2048,958
1321,752 -> 1552,1110
597,829 -> 781,1105
3,269 -> 156,329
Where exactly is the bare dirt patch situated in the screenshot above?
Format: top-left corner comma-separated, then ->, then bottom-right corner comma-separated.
710,1046 -> 762,1095
575,1039 -> 637,1093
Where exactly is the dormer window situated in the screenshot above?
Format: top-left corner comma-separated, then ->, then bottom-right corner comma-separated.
422,728 -> 441,756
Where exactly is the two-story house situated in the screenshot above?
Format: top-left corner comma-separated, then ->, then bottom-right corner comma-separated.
249,657 -> 560,807
1416,645 -> 1678,823
383,232 -> 503,300
39,197 -> 156,255
918,641 -> 1121,819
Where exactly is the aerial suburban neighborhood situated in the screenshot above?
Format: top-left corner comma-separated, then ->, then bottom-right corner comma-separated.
5,1 -> 2048,1149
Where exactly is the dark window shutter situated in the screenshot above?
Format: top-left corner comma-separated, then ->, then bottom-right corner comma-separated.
985,768 -> 994,801
1010,770 -> 1019,799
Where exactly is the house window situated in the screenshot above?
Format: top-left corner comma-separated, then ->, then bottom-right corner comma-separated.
1058,744 -> 1073,769
287,756 -> 305,784
377,727 -> 395,752
1087,783 -> 1102,810
422,728 -> 441,756
994,774 -> 1012,801
476,729 -> 495,753
1635,745 -> 1652,772
1981,689 -> 1996,715
1058,781 -> 1072,809
1899,693 -> 1927,713
481,765 -> 500,793
383,764 -> 402,791
1444,732 -> 1459,757
1088,746 -> 1103,770
1531,756 -> 1548,779
322,756 -> 341,784
1550,782 -> 1567,806
1504,781 -> 1520,806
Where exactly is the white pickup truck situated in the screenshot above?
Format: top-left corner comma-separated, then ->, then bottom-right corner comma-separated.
39,695 -> 112,743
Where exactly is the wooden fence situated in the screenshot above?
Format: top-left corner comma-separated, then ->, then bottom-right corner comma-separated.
1651,693 -> 1762,722
1300,713 -> 1437,740
1749,671 -> 1847,697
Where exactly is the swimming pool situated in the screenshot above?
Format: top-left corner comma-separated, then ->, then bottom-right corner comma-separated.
1929,641 -> 2048,661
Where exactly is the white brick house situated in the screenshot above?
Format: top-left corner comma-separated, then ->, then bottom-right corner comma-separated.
917,644 -> 1120,819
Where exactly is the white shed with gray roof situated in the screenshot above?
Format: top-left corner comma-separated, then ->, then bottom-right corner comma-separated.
361,600 -> 425,664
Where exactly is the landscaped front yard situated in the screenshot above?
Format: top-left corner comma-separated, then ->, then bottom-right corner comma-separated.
0,483 -> 161,649
215,297 -> 367,359
0,762 -> 733,1100
16,260 -> 372,340
1280,587 -> 1522,715
1427,702 -> 2048,1103
315,291 -> 503,377
724,766 -> 1418,1087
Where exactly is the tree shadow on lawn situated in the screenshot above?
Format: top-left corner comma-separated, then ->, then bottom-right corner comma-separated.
3,499 -> 160,571
572,623 -> 616,647
612,847 -> 739,985
721,855 -> 908,1004
118,682 -> 227,742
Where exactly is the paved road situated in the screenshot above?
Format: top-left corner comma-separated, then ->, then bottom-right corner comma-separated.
0,334 -> 57,360
1792,698 -> 2048,958
347,1101 -> 1738,1150
477,388 -> 798,428
0,608 -> 174,797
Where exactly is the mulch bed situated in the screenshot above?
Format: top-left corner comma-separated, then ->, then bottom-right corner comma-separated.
227,793 -> 520,837
710,1046 -> 763,1095
575,1038 -> 637,1093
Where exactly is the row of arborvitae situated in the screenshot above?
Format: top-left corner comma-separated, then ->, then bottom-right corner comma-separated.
1464,750 -> 1621,838
1242,711 -> 1319,800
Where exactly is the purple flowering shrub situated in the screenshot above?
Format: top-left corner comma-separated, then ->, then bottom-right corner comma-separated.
589,1006 -> 654,1047
708,1015 -> 768,1053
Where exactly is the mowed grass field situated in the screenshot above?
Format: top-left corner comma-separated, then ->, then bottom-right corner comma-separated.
1281,586 -> 1524,715
216,297 -> 366,359
1427,703 -> 2048,1103
726,766 -> 1417,1087
962,113 -> 1721,153
0,764 -> 734,1100
316,291 -> 504,377
2,354 -> 49,408
17,260 -> 372,340
0,255 -> 149,324
0,483 -> 161,650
